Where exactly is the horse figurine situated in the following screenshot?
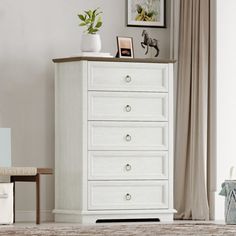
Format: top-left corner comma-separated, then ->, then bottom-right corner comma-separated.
141,30 -> 160,57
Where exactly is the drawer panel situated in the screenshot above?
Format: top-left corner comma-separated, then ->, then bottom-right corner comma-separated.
88,181 -> 168,210
88,91 -> 168,121
88,122 -> 168,151
88,151 -> 168,180
88,62 -> 168,92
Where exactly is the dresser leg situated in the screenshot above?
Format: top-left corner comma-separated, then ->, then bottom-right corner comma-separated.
36,174 -> 40,224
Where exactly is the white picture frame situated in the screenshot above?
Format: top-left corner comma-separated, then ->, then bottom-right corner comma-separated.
116,36 -> 134,58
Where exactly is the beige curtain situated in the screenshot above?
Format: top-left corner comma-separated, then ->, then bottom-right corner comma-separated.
174,0 -> 213,220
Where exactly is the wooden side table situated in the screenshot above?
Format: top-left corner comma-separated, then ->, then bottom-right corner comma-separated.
9,168 -> 53,224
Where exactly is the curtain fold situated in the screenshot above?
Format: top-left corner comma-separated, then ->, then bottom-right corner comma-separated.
174,0 -> 211,220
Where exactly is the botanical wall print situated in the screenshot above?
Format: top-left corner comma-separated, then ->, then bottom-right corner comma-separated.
127,0 -> 165,28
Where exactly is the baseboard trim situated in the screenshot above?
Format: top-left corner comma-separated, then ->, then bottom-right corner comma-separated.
15,210 -> 54,222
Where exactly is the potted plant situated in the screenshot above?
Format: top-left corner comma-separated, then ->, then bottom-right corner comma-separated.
78,8 -> 103,52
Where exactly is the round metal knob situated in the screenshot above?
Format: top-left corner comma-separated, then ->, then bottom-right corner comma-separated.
125,75 -> 132,83
125,164 -> 132,171
125,193 -> 132,201
125,105 -> 132,112
125,134 -> 131,142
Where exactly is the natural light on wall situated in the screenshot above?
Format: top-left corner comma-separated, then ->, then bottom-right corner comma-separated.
0,128 -> 11,167
216,0 -> 236,220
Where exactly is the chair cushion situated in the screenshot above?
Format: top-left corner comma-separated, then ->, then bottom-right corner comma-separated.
0,167 -> 37,176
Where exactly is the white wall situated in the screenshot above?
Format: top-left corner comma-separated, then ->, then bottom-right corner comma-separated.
0,0 -> 171,221
0,129 -> 11,167
216,0 -> 236,220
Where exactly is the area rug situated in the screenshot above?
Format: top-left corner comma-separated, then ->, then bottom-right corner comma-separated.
0,223 -> 236,236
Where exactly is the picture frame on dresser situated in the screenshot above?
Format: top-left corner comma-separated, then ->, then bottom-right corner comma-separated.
116,36 -> 134,58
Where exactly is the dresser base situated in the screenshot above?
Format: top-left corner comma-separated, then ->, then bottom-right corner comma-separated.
53,209 -> 176,224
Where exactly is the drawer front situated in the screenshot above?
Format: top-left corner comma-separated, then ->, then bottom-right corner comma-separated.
88,91 -> 168,121
88,181 -> 168,210
88,122 -> 168,151
88,62 -> 168,92
88,151 -> 168,180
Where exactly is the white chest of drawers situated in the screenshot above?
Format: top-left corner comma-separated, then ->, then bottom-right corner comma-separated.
53,57 -> 176,223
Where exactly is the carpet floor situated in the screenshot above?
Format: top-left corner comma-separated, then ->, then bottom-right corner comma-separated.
0,223 -> 236,236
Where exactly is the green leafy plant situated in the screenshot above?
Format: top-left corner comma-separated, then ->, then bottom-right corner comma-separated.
78,8 -> 103,34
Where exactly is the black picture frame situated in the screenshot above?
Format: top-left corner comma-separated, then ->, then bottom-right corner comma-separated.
127,0 -> 166,28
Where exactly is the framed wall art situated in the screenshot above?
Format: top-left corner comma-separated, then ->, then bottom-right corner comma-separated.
116,36 -> 134,58
127,0 -> 166,28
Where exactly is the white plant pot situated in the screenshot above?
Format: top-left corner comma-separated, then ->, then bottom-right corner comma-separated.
81,34 -> 102,52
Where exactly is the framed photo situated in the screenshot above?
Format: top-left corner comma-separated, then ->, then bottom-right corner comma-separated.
127,0 -> 166,28
116,37 -> 134,58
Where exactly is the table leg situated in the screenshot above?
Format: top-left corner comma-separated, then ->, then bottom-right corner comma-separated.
10,177 -> 15,223
36,174 -> 40,224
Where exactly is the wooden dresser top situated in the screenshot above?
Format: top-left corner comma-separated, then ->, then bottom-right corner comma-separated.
53,56 -> 176,64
